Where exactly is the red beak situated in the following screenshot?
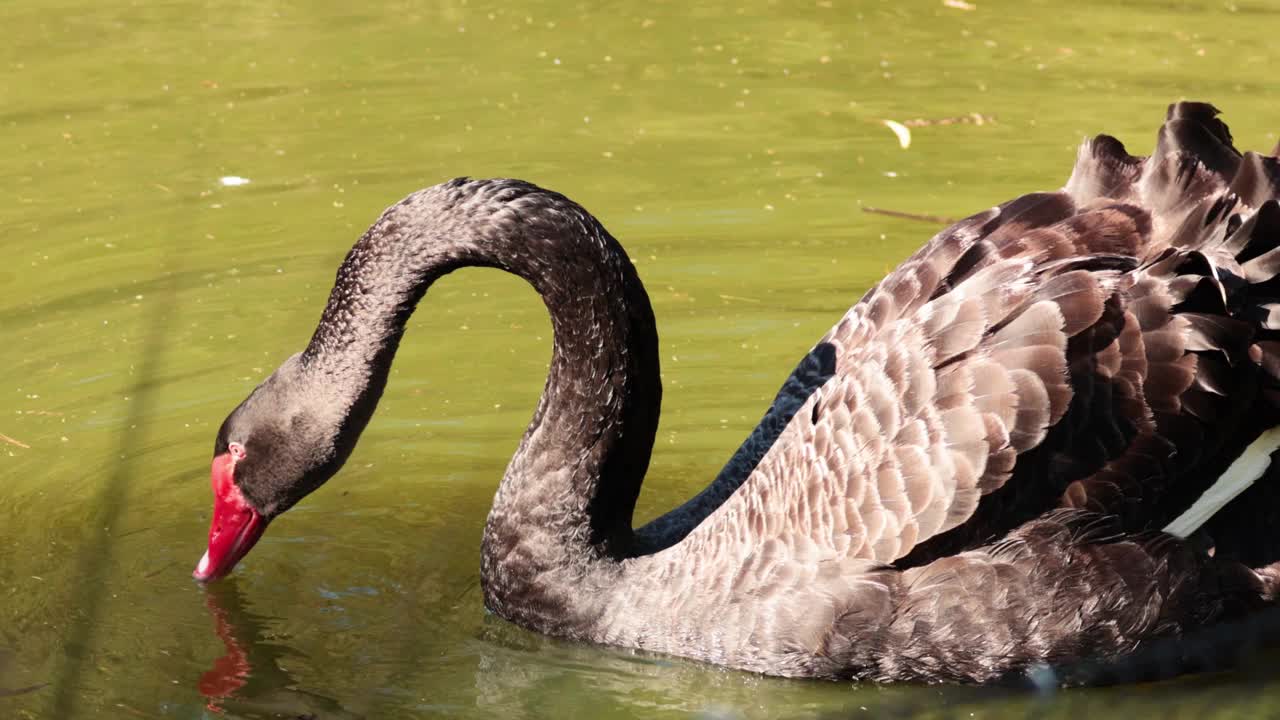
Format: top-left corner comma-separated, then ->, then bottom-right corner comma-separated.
194,451 -> 267,582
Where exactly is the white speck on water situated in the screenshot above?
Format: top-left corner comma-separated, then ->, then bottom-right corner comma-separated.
883,171 -> 899,178
219,176 -> 251,187
882,119 -> 912,149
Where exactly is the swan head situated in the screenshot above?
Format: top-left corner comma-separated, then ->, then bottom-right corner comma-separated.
194,354 -> 348,582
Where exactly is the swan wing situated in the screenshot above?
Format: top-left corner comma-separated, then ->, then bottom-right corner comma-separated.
671,102 -> 1280,569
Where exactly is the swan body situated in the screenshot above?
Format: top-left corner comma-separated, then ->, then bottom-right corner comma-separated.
198,102 -> 1280,684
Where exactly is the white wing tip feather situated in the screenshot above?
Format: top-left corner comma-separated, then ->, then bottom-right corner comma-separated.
1163,425 -> 1280,538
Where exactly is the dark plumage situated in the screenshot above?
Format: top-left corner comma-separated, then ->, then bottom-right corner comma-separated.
199,102 -> 1280,685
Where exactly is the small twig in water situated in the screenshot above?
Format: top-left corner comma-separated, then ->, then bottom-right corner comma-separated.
144,561 -> 177,579
0,433 -> 30,449
902,112 -> 994,127
454,577 -> 480,603
0,682 -> 48,698
861,206 -> 958,225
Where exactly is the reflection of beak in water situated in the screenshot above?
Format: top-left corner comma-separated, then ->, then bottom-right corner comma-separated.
198,581 -> 362,719
199,589 -> 251,706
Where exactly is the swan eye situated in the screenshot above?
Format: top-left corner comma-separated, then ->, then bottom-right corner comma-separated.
228,441 -> 247,461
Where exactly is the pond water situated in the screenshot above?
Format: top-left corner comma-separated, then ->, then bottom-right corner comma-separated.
5,0 -> 1280,718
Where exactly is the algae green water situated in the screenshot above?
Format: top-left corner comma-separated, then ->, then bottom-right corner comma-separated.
5,1 -> 1280,717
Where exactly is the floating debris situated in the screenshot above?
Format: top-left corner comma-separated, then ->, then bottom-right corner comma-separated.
901,113 -> 995,128
943,0 -> 976,9
219,176 -> 251,187
0,433 -> 29,449
862,206 -> 958,225
0,648 -> 45,697
882,119 -> 912,149
0,682 -> 46,698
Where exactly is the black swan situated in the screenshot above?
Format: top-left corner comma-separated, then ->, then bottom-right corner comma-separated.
196,102 -> 1280,684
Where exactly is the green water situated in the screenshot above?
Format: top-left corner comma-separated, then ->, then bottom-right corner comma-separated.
4,0 -> 1280,717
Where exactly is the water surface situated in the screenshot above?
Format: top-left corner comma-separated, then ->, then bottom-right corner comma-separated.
4,1 -> 1280,717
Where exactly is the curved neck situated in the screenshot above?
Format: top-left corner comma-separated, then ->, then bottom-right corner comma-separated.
297,179 -> 661,626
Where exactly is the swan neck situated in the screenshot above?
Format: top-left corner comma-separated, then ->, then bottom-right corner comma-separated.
296,180 -> 661,626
